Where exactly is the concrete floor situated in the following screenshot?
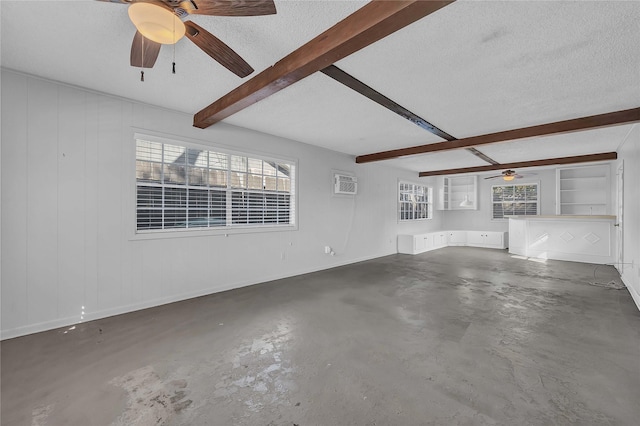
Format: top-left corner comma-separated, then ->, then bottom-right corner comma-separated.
1,247 -> 639,425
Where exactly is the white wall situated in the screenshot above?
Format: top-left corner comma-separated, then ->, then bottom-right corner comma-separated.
617,124 -> 640,309
0,70 -> 444,339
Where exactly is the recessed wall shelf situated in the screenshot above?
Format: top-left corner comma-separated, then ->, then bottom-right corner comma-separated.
556,164 -> 610,215
438,175 -> 477,210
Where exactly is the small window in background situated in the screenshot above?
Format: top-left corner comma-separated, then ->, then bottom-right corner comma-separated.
492,183 -> 539,219
398,182 -> 432,221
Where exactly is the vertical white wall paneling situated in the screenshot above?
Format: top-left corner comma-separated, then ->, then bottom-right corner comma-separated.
118,102 -> 140,306
26,77 -> 60,325
0,69 -> 452,338
57,85 -> 87,322
96,96 -> 124,310
617,125 -> 640,309
139,239 -> 165,304
129,103 -> 147,305
84,92 -> 100,317
1,72 -> 29,330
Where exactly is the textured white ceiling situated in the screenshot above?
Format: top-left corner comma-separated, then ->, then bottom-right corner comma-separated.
225,72 -> 445,155
337,0 -> 640,138
1,0 -> 638,175
385,149 -> 489,174
0,0 -> 366,114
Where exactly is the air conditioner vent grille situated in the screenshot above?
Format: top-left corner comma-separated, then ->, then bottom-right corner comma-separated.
334,174 -> 357,195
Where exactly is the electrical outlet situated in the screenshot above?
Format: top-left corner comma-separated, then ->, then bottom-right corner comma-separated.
281,252 -> 285,260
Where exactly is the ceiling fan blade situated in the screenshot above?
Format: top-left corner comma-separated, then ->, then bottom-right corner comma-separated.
484,175 -> 503,179
184,21 -> 254,77
130,31 -> 161,68
185,0 -> 276,16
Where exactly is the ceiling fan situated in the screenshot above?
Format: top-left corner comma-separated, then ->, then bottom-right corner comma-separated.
484,170 -> 531,181
99,0 -> 277,78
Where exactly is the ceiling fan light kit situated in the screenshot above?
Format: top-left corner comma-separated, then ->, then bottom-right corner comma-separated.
484,169 -> 529,181
103,0 -> 277,79
128,2 -> 185,45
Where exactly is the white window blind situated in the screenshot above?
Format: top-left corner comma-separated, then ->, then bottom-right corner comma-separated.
492,183 -> 539,219
398,182 -> 432,221
136,139 -> 295,232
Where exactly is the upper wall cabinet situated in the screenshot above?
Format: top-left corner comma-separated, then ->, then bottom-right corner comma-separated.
437,175 -> 478,210
556,164 -> 610,215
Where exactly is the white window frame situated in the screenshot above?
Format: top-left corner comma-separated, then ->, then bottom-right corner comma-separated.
398,181 -> 433,222
491,182 -> 540,220
133,133 -> 297,238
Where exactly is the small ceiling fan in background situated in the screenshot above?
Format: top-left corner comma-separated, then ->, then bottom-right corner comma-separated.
99,0 -> 277,78
484,169 -> 535,181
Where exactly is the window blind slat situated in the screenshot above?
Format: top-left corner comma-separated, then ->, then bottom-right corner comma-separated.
136,139 -> 294,232
492,183 -> 539,219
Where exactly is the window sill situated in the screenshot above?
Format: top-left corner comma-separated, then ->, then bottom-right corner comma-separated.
131,224 -> 298,241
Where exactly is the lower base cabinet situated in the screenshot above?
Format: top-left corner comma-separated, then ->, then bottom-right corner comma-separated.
398,234 -> 435,255
433,232 -> 448,249
466,231 -> 507,249
398,231 -> 508,254
447,231 -> 467,246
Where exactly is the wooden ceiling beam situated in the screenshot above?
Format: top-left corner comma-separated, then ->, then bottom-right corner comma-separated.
320,65 -> 455,140
193,0 -> 455,129
357,107 -> 640,163
321,65 -> 500,165
418,152 -> 618,177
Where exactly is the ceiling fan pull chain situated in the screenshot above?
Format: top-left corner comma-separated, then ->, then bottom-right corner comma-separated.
172,18 -> 177,74
172,40 -> 176,74
140,35 -> 145,82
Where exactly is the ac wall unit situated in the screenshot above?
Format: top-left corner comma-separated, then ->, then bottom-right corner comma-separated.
334,174 -> 357,195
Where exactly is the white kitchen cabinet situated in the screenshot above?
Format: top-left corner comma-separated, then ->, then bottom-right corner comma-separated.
433,232 -> 448,249
398,233 -> 432,255
466,231 -> 508,249
398,230 -> 508,254
447,231 -> 467,246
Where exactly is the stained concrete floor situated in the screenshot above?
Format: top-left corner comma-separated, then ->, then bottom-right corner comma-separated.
2,247 -> 639,425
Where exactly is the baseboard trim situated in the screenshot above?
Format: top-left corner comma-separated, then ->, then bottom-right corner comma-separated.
621,272 -> 640,311
0,250 -> 394,341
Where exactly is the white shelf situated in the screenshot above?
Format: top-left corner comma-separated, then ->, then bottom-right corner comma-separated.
437,175 -> 477,210
556,165 -> 610,215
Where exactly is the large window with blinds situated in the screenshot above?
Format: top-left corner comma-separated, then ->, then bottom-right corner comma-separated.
491,183 -> 539,219
398,182 -> 432,221
135,137 -> 296,232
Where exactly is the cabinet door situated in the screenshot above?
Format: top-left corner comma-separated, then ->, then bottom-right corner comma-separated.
414,234 -> 428,252
424,234 -> 434,251
448,231 -> 467,245
484,232 -> 503,247
466,231 -> 484,246
397,235 -> 415,254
